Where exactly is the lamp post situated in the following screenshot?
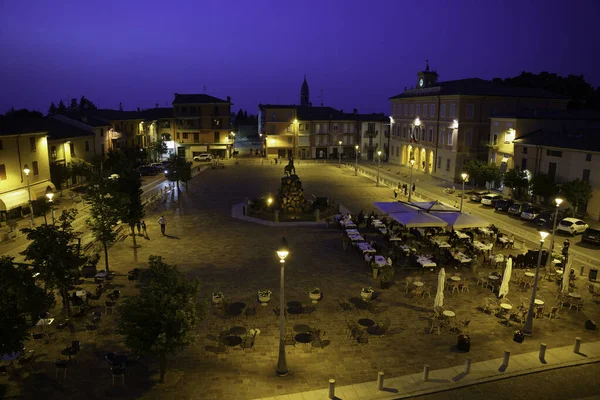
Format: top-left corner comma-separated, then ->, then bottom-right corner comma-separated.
338,141 -> 342,168
275,236 -> 290,376
408,158 -> 415,202
45,186 -> 55,225
354,145 -> 359,176
460,173 -> 468,212
23,164 -> 34,226
376,150 -> 382,187
523,231 -> 549,336
548,197 -> 563,264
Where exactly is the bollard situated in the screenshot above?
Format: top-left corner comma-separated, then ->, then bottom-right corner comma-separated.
423,364 -> 430,382
464,358 -> 472,374
503,350 -> 511,367
377,371 -> 384,390
574,337 -> 582,353
328,379 -> 335,399
539,343 -> 547,360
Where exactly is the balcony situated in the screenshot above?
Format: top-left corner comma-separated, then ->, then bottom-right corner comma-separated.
364,130 -> 378,137
178,124 -> 202,130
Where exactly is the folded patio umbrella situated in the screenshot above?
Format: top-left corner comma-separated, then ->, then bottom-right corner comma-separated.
434,268 -> 445,309
561,257 -> 572,294
499,257 -> 512,298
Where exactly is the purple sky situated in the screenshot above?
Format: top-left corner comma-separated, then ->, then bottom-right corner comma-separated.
1,0 -> 598,116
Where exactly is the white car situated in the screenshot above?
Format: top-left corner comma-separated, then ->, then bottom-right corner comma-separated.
193,153 -> 212,162
557,218 -> 589,236
520,206 -> 541,221
481,193 -> 502,206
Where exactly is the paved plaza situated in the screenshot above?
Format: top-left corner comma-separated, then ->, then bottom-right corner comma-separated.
2,162 -> 599,399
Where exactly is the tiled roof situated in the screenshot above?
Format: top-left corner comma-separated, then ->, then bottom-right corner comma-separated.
513,128 -> 600,152
390,78 -> 569,100
57,112 -> 112,127
172,94 -> 228,104
492,108 -> 600,120
357,113 -> 389,122
0,116 -> 93,139
138,107 -> 174,120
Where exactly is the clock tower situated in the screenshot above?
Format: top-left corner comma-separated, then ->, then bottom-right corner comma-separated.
417,60 -> 439,88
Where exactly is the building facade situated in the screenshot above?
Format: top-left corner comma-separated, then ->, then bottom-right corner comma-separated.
389,63 -> 569,182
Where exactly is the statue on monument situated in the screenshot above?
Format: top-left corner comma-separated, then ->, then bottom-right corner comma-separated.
283,156 -> 296,176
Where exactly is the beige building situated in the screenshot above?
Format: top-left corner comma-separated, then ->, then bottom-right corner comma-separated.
389,63 -> 569,182
0,117 -> 55,223
52,113 -> 112,158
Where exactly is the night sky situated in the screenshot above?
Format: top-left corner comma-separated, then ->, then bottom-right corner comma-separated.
1,0 -> 598,115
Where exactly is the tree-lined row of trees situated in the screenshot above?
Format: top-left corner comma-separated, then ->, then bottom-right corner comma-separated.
47,96 -> 98,115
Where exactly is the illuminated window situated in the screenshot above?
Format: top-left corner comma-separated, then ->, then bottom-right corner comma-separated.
30,137 -> 37,151
32,161 -> 39,176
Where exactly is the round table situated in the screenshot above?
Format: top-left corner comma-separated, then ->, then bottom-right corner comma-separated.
227,302 -> 247,317
229,326 -> 247,336
222,336 -> 243,347
413,281 -> 424,287
366,325 -> 385,336
358,318 -> 375,327
450,276 -> 461,282
534,299 -> 545,306
294,333 -> 312,344
293,324 -> 311,333
488,275 -> 500,280
442,310 -> 456,318
500,303 -> 513,310
557,269 -> 564,275
569,293 -> 581,299
524,272 -> 535,277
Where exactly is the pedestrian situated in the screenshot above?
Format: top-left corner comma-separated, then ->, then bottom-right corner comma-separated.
412,183 -> 416,195
141,220 -> 148,238
393,186 -> 399,199
136,221 -> 141,235
158,215 -> 166,236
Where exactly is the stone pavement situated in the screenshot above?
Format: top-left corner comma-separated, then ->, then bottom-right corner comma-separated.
2,162 -> 599,400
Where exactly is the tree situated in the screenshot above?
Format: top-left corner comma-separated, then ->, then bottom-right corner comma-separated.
48,102 -> 57,115
166,154 -> 192,190
481,163 -> 502,186
117,256 -> 202,382
84,178 -> 129,273
0,256 -> 54,356
50,162 -> 70,191
530,173 -> 557,204
78,96 -> 97,111
20,210 -> 89,316
5,108 -> 44,119
503,167 -> 529,198
69,159 -> 94,184
58,100 -> 67,112
561,179 -> 593,216
69,98 -> 78,110
150,140 -> 168,162
116,170 -> 145,248
31,197 -> 52,224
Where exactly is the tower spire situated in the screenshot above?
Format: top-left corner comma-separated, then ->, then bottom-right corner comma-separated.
300,75 -> 310,106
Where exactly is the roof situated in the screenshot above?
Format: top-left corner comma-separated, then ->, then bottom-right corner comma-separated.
491,108 -> 600,120
0,116 -> 93,139
259,104 -> 298,109
357,113 -> 388,122
172,93 -> 228,104
513,128 -> 600,152
138,107 -> 174,120
56,112 -> 112,127
389,78 -> 569,100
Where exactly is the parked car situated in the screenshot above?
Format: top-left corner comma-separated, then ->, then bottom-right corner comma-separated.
508,202 -> 526,216
534,210 -> 566,228
520,206 -> 541,221
137,165 -> 157,176
557,218 -> 589,236
470,190 -> 490,202
481,193 -> 503,207
193,153 -> 212,162
495,199 -> 514,212
150,162 -> 167,173
582,228 -> 600,245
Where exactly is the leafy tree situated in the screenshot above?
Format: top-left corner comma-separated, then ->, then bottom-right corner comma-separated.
150,139 -> 168,162
166,154 -> 192,190
48,102 -> 57,115
561,179 -> 593,216
5,108 -> 44,119
58,100 -> 67,112
31,197 -> 52,224
503,167 -> 529,198
69,159 -> 94,183
20,210 -> 88,316
69,98 -> 78,110
0,256 -> 54,356
530,173 -> 557,204
116,255 -> 203,383
78,96 -> 97,111
84,178 -> 129,273
481,163 -> 501,186
50,163 -> 70,191
115,170 -> 145,248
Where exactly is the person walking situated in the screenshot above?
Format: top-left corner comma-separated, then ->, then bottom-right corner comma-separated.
394,186 -> 399,199
136,221 -> 141,235
412,183 -> 416,196
158,215 -> 166,236
141,220 -> 148,239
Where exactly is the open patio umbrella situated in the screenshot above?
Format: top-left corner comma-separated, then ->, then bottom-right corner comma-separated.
430,211 -> 489,230
499,257 -> 512,298
411,200 -> 457,212
373,201 -> 419,214
388,210 -> 448,228
561,257 -> 573,294
434,268 -> 445,309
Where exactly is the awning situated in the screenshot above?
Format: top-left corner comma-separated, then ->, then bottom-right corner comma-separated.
389,211 -> 448,228
210,145 -> 227,150
0,181 -> 56,211
410,201 -> 457,212
374,201 -> 418,214
430,211 -> 488,229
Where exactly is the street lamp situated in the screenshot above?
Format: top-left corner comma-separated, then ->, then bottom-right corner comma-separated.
293,119 -> 298,159
523,230 -> 549,336
408,158 -> 415,202
354,145 -> 359,176
23,164 -> 34,226
338,141 -> 342,168
460,173 -> 469,212
376,150 -> 382,186
276,236 -> 290,377
45,186 -> 55,225
548,197 -> 564,263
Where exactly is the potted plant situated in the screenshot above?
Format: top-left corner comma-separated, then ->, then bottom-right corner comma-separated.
361,287 -> 374,301
309,287 -> 322,303
212,291 -> 224,305
380,264 -> 395,289
257,289 -> 272,306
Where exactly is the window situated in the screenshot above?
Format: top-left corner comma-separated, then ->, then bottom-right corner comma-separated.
332,124 -> 338,132
101,144 -> 105,157
69,143 -> 75,156
447,130 -> 453,146
404,104 -> 408,116
271,113 -> 276,121
437,156 -> 442,169
403,126 -> 407,138
586,153 -> 592,162
546,149 -> 563,157
416,104 -> 420,116
493,134 -> 498,145
583,169 -> 591,182
270,125 -> 275,134
315,123 -> 321,133
446,158 -> 451,171
85,141 -> 90,152
32,161 -> 39,176
466,104 -> 474,119
0,164 -> 6,180
430,104 -> 435,116
410,104 -> 414,116
183,132 -> 189,139
288,137 -> 292,144
30,137 -> 36,151
548,162 -> 557,179
51,146 -> 57,159
428,129 -> 433,142
100,128 -> 104,137
441,104 -> 446,117
176,132 -> 180,139
465,130 -> 472,146
523,147 -> 528,154
440,128 -> 445,144
449,104 -> 455,118
287,125 -> 292,133
423,105 -> 427,117
214,132 -> 220,142
299,124 -> 304,131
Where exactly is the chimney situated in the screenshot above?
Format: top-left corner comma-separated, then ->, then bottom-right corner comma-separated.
353,108 -> 358,115
227,96 -> 231,103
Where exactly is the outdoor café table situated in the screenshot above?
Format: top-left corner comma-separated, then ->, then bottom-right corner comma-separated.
455,231 -> 470,240
454,253 -> 472,264
442,310 -> 456,318
341,220 -> 357,229
366,325 -> 385,336
349,234 -> 365,242
76,290 -> 87,300
378,227 -> 388,235
293,324 -> 311,333
498,236 -> 509,246
36,318 -> 54,330
478,227 -> 493,237
223,336 -> 243,347
412,281 -> 424,287
473,241 -> 493,252
389,236 -> 403,242
399,245 -> 412,254
488,275 -> 500,281
357,242 -> 375,253
450,276 -> 461,282
534,299 -> 545,306
372,220 -> 385,228
557,269 -> 564,275
417,257 -> 436,268
500,303 -> 513,311
358,318 -> 375,327
294,332 -> 312,344
569,292 -> 581,299
433,239 -> 451,248
373,255 -> 388,267
95,270 -> 107,279
229,326 -> 247,336
346,229 -> 359,235
524,272 -> 535,278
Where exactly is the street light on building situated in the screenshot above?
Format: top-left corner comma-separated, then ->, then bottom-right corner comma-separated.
45,185 -> 55,225
460,173 -> 468,212
338,141 -> 342,168
354,145 -> 359,176
548,197 -> 563,264
407,158 -> 415,202
523,230 -> 549,336
23,164 -> 34,226
376,150 -> 382,187
275,236 -> 290,376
